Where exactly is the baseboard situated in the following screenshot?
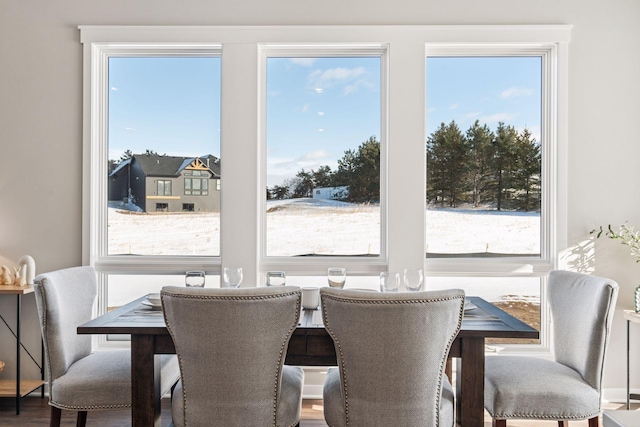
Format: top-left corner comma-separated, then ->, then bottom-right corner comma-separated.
602,388 -> 640,405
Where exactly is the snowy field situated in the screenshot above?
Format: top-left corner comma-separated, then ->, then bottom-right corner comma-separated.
107,198 -> 541,306
108,198 -> 540,257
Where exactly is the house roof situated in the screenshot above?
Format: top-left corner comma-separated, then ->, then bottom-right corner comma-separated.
112,154 -> 221,178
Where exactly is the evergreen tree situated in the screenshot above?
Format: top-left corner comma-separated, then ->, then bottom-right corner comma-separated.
465,121 -> 494,207
335,136 -> 380,203
426,121 -> 469,207
312,165 -> 334,188
489,122 -> 519,211
512,128 -> 541,211
292,169 -> 314,198
269,184 -> 291,200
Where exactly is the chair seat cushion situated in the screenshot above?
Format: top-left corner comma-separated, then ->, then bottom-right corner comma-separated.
484,356 -> 601,420
171,365 -> 304,427
323,367 -> 455,427
51,350 -> 179,411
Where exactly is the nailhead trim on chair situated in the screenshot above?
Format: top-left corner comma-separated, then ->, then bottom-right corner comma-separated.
35,277 -> 133,412
492,411 -> 601,420
162,289 -> 302,427
322,293 -> 465,426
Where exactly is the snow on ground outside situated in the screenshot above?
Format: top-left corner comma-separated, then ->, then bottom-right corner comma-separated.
109,198 -> 539,256
107,198 -> 541,305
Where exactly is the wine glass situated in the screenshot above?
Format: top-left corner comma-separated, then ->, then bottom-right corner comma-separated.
327,268 -> 346,289
403,269 -> 423,292
266,271 -> 286,286
223,267 -> 243,288
379,272 -> 400,292
185,270 -> 206,287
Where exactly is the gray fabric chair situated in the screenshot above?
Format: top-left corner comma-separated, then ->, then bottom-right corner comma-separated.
161,285 -> 304,427
33,266 -> 180,427
484,270 -> 619,427
320,287 -> 465,427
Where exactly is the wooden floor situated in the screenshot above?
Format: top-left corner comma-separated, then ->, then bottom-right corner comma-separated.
0,396 -> 636,426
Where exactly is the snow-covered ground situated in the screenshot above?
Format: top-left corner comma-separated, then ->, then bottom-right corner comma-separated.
108,198 -> 540,256
107,198 -> 541,306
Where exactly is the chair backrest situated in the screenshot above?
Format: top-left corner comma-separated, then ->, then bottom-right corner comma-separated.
33,266 -> 97,382
320,287 -> 465,426
161,285 -> 301,426
548,270 -> 618,391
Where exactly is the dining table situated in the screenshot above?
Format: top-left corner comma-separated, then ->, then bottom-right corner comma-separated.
77,294 -> 538,427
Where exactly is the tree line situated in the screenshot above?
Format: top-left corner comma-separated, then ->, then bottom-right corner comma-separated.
268,120 -> 541,212
428,120 -> 541,211
267,136 -> 381,204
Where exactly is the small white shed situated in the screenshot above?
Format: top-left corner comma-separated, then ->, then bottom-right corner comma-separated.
312,186 -> 349,200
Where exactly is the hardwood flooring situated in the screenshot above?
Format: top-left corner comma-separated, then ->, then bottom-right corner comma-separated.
0,396 -> 635,426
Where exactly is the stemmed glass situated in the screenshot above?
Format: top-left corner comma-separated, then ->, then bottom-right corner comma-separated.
327,268 -> 346,289
185,271 -> 206,287
403,269 -> 424,292
379,272 -> 400,292
223,267 -> 243,288
266,271 -> 286,286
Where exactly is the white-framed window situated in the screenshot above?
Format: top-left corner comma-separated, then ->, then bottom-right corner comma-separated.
259,45 -> 388,274
423,43 -> 566,348
81,25 -> 570,353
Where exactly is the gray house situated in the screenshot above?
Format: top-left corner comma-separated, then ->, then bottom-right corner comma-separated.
109,154 -> 221,212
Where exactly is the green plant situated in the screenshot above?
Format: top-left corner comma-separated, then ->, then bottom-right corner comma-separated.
591,223 -> 640,262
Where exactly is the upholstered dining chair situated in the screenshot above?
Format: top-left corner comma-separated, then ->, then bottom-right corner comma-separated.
34,266 -> 180,427
161,285 -> 304,427
320,287 -> 465,427
484,270 -> 619,427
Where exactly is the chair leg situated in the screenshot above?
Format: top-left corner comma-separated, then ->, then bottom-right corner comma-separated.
76,411 -> 87,427
493,420 -> 507,427
50,406 -> 62,427
588,416 -> 599,427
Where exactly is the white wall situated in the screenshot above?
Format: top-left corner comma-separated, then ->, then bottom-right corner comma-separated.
1,0 -> 640,398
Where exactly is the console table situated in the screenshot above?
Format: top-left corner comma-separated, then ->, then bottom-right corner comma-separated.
623,310 -> 640,410
0,284 -> 45,415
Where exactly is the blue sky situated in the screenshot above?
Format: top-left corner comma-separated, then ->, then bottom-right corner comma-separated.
108,55 -> 541,187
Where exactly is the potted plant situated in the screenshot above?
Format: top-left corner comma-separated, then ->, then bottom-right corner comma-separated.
592,223 -> 640,311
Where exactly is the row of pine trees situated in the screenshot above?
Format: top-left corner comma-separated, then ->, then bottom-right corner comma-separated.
428,120 -> 541,211
267,120 -> 542,212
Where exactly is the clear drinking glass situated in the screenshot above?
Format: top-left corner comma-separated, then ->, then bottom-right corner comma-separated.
327,268 -> 347,289
380,272 -> 400,292
185,270 -> 206,287
403,269 -> 424,292
223,267 -> 243,288
266,271 -> 286,286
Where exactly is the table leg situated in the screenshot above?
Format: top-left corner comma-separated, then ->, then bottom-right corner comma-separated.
456,336 -> 485,427
628,319 -> 631,410
131,335 -> 161,427
16,294 -> 22,415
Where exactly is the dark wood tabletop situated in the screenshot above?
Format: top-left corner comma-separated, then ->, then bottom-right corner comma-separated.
78,294 -> 538,427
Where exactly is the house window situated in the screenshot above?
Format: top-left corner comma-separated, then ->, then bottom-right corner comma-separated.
183,203 -> 195,212
426,56 -> 542,257
423,44 -> 562,342
185,178 -> 208,196
262,50 -> 385,263
82,39 -> 222,296
157,180 -> 172,196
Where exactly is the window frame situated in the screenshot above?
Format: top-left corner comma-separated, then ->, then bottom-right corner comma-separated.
157,179 -> 172,196
258,45 -> 389,275
423,44 -> 564,277
81,42 -> 223,278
